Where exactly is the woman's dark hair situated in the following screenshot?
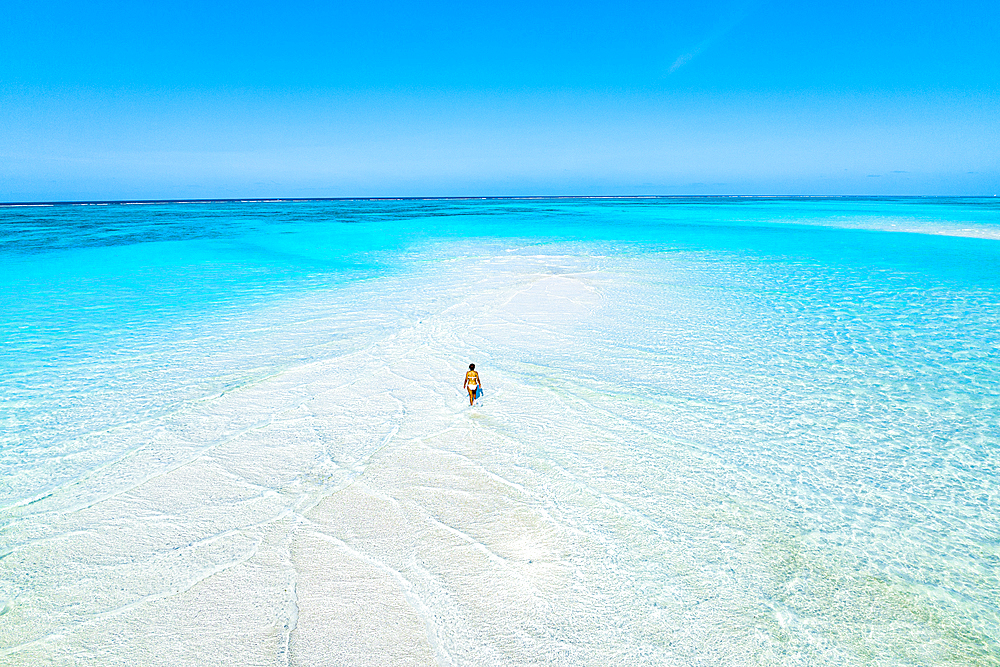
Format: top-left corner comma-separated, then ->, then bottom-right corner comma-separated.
469,363 -> 475,370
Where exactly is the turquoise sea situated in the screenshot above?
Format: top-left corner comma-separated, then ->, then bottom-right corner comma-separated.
1,197 -> 998,665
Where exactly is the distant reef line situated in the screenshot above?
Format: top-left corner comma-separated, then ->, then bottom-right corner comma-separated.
2,194 -> 994,207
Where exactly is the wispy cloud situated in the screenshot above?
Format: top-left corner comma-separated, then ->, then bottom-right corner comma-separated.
668,50 -> 702,74
669,2 -> 759,74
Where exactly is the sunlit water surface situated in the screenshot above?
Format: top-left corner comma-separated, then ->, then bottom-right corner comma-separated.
1,198 -> 998,665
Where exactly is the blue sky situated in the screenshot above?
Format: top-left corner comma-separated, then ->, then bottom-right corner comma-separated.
1,0 -> 997,200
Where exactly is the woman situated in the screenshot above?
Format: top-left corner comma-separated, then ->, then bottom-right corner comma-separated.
463,363 -> 482,406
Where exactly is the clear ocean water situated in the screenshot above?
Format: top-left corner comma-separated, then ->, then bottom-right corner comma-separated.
1,197 -> 998,665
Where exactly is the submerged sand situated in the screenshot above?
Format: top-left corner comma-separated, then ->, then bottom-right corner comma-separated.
2,245 -> 997,665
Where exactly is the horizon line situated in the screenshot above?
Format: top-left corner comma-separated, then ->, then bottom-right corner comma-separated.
2,194 -> 997,208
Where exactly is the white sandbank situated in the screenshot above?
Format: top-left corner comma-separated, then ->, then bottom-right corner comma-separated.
1,246 -> 994,665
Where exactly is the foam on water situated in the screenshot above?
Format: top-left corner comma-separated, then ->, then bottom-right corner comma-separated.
1,198 -> 998,665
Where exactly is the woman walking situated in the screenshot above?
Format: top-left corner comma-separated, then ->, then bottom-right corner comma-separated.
463,363 -> 482,406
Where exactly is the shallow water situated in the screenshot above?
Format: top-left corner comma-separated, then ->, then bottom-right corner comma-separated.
1,198 -> 998,665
